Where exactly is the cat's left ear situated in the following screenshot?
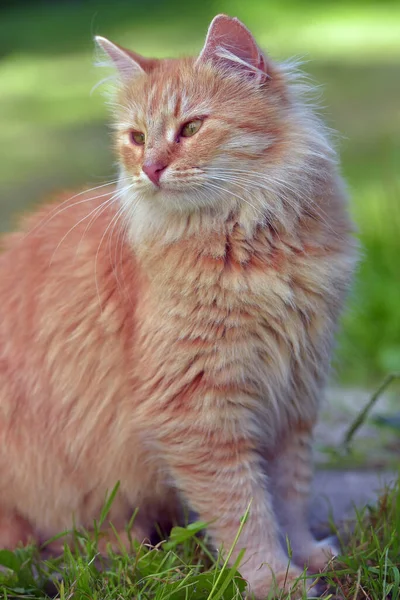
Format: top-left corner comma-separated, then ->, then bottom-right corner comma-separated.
195,14 -> 269,83
95,36 -> 153,81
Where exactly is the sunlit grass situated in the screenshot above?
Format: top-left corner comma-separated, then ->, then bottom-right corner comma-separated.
241,2 -> 400,60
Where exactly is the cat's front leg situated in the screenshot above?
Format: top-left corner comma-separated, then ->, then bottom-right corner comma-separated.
0,509 -> 35,550
268,423 -> 339,573
160,422 -> 313,599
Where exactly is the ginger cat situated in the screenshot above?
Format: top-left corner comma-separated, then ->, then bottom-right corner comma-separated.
0,14 -> 357,599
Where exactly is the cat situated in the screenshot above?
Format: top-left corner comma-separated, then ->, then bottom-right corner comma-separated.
0,14 -> 358,599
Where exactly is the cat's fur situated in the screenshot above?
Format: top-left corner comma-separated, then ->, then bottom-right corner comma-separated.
0,15 -> 357,598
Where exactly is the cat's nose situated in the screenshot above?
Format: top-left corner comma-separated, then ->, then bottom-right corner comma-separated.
142,161 -> 168,186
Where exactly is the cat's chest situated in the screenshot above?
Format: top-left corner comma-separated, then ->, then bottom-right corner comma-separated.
150,229 -> 318,321
137,229 -> 330,380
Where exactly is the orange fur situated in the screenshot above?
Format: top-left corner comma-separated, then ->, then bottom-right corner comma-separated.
0,15 -> 357,598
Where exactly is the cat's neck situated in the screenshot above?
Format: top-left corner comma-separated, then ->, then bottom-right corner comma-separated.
128,203 -> 298,289
119,187 -> 298,254
126,198 -> 257,248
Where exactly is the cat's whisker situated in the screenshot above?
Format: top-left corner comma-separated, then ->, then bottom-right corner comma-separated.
76,183 -> 136,258
205,169 -> 299,205
208,174 -> 294,229
205,167 -> 342,238
94,202 -> 128,310
204,179 -> 266,220
114,214 -> 132,300
264,171 -> 345,237
21,178 -> 129,243
208,166 -> 335,216
94,184 -> 139,309
98,203 -> 128,307
204,169 -> 284,204
110,201 -> 129,291
203,174 -> 285,239
207,182 -> 268,221
74,193 -> 123,260
114,196 -> 143,307
206,172 -> 275,198
50,189 -> 125,266
109,194 -> 139,303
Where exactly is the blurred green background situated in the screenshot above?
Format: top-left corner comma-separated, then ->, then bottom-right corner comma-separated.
0,0 -> 399,385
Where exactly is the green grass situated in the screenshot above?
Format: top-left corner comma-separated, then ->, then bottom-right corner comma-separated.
326,479 -> 400,599
0,0 -> 399,384
1,478 -> 399,599
0,526 -> 246,600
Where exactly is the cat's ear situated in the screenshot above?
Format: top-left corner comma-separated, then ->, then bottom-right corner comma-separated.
196,14 -> 269,82
95,36 -> 150,81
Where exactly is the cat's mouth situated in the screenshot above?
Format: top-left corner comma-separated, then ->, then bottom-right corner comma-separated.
141,170 -> 205,194
147,183 -> 201,197
126,168 -> 210,207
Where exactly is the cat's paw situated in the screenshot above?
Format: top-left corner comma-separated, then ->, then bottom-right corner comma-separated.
0,511 -> 35,550
246,567 -> 317,599
305,536 -> 339,573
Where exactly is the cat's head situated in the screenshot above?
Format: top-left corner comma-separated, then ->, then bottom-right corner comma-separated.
96,15 -> 331,232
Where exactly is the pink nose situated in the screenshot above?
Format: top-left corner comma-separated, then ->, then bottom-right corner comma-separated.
142,161 -> 167,186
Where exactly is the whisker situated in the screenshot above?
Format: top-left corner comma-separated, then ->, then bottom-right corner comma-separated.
204,178 -> 266,220
94,184 -> 138,310
21,178 -> 130,242
76,183 -> 136,258
113,194 -> 142,308
98,203 -> 128,307
109,195 -> 137,300
72,194 -> 121,261
50,188 -> 125,266
204,167 -> 343,238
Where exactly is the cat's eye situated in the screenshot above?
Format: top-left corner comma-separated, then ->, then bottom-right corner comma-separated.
180,119 -> 203,138
130,131 -> 146,146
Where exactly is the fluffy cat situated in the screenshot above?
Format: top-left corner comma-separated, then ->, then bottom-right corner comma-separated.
0,14 -> 357,599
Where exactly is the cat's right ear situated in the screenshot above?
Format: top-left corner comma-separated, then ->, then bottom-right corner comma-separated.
95,36 -> 148,81
195,15 -> 269,83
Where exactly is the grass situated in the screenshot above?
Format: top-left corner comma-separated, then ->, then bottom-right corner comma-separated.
327,480 -> 400,599
0,478 -> 399,599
